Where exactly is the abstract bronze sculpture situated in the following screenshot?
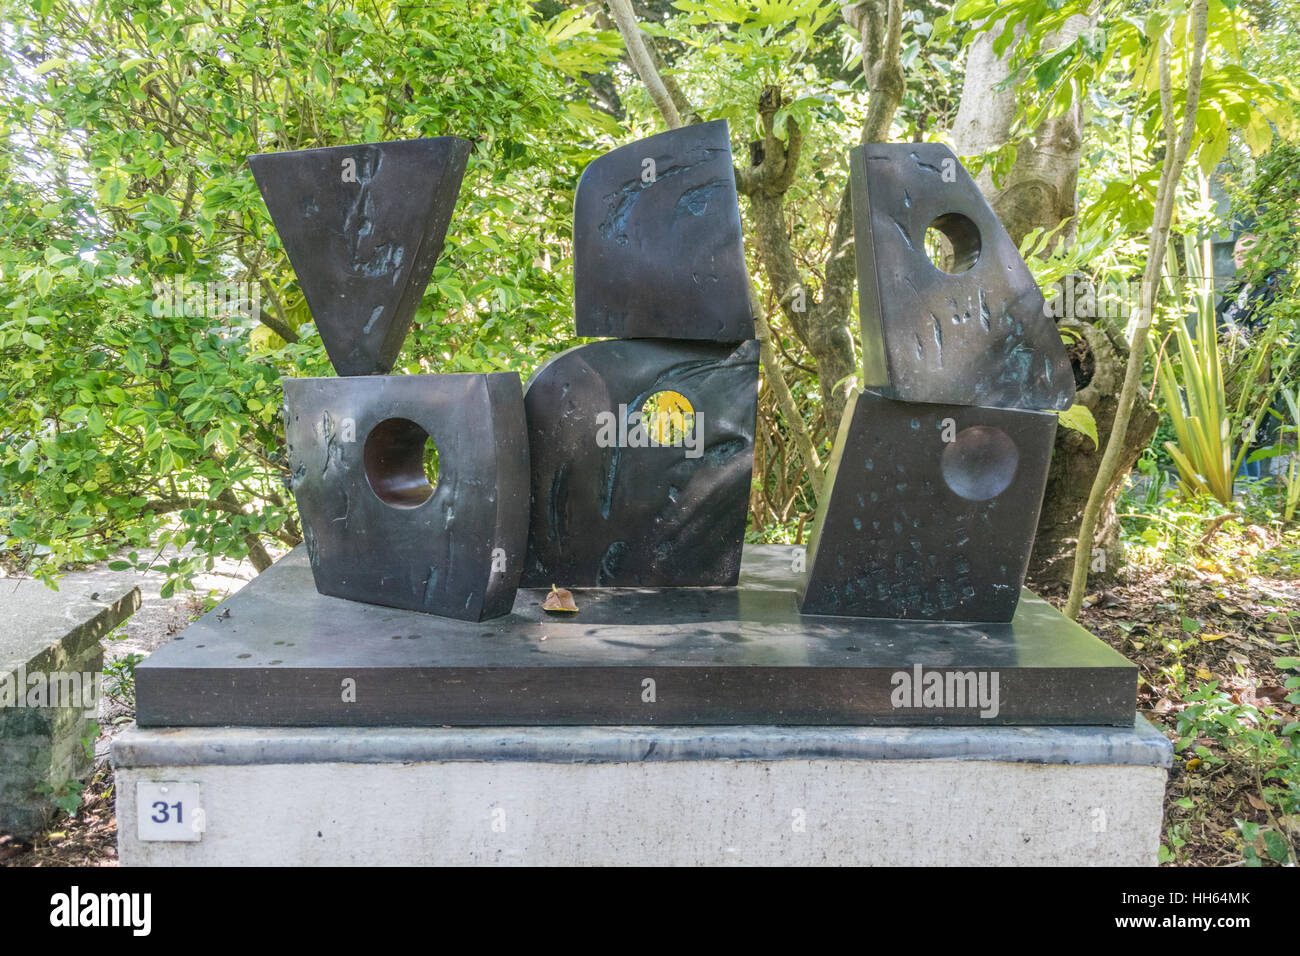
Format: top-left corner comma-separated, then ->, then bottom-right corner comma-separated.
573,120 -> 754,342
798,142 -> 1075,622
521,121 -> 760,587
250,138 -> 472,377
850,142 -> 1074,411
521,338 -> 758,587
797,389 -> 1057,621
253,132 -> 1071,625
134,130 -> 1136,731
253,136 -> 531,621
282,373 -> 529,619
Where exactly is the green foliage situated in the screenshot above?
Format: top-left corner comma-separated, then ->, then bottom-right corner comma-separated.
0,0 -> 587,591
103,652 -> 145,712
667,0 -> 837,90
1176,674 -> 1299,865
1056,402 -> 1099,448
34,777 -> 86,818
1,0 -> 1297,576
1269,388 -> 1300,521
1227,139 -> 1300,411
948,0 -> 1299,190
1155,233 -> 1238,503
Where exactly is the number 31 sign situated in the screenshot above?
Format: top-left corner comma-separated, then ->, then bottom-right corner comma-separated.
136,782 -> 204,842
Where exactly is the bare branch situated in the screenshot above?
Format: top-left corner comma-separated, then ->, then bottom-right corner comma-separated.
844,0 -> 906,144
606,0 -> 682,129
605,2 -> 826,498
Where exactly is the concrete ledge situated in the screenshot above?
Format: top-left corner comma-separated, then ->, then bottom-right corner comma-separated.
0,568 -> 141,677
113,718 -> 1171,865
113,716 -> 1171,769
1,569 -> 140,839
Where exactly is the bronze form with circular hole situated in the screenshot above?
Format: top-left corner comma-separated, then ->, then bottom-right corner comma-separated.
925,212 -> 981,274
364,417 -> 439,508
940,425 -> 1018,501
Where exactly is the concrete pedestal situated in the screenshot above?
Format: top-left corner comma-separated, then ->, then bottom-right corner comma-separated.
113,719 -> 1171,866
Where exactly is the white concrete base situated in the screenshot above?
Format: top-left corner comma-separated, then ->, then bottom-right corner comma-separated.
113,723 -> 1171,866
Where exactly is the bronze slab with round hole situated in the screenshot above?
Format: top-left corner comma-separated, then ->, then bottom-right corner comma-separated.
798,389 -> 1057,622
281,373 -> 529,621
849,142 -> 1075,411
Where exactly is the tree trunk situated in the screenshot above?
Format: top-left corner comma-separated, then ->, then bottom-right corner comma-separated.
1028,318 -> 1159,587
950,16 -> 1091,250
734,1 -> 904,438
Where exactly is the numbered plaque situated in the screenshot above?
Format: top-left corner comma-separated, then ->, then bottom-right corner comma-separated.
136,781 -> 203,842
798,389 -> 1057,622
282,372 -> 530,620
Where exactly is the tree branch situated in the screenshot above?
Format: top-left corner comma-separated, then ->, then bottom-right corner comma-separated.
606,1 -> 825,499
751,288 -> 824,497
607,0 -> 682,129
1064,0 -> 1209,618
844,0 -> 906,144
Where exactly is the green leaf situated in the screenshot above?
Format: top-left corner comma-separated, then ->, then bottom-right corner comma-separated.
22,331 -> 45,350
1262,829 -> 1290,863
17,439 -> 38,473
104,176 -> 127,206
1056,402 -> 1098,449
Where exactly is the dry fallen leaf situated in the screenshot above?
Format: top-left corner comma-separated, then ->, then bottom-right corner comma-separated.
1200,632 -> 1228,642
543,584 -> 578,614
1083,590 -> 1121,609
1196,668 -> 1213,680
1247,792 -> 1269,811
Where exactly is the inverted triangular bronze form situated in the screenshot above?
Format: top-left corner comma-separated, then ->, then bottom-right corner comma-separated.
249,136 -> 471,376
